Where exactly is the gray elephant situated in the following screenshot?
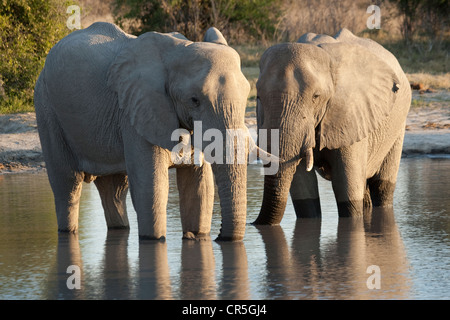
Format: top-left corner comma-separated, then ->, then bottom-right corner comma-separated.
34,22 -> 260,241
254,28 -> 411,224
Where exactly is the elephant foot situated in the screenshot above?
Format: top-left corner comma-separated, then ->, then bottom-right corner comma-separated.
215,234 -> 244,242
182,231 -> 211,241
369,180 -> 396,207
337,200 -> 364,217
292,198 -> 322,218
364,189 -> 373,208
107,225 -> 130,230
58,228 -> 78,234
139,235 -> 166,241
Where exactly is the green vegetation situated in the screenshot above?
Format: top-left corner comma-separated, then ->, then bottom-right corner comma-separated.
0,0 -> 448,114
0,0 -> 71,114
112,0 -> 282,43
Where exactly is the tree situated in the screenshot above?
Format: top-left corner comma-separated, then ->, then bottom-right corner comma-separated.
420,0 -> 450,40
0,0 -> 70,113
388,0 -> 450,42
112,0 -> 281,43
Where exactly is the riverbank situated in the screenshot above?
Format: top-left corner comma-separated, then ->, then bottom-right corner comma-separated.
1,91 -> 449,174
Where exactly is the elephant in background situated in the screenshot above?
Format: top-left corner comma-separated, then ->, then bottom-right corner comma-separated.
34,22 -> 261,241
254,28 -> 411,224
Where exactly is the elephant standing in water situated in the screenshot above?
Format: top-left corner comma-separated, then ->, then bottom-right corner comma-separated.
34,22 -> 262,241
254,28 -> 411,224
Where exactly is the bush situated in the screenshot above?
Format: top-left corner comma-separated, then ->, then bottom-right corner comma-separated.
112,0 -> 282,44
0,0 -> 71,114
388,0 -> 450,42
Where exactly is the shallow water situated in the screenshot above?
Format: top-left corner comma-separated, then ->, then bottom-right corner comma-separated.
0,157 -> 449,300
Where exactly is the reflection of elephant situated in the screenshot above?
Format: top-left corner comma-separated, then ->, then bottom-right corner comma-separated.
218,242 -> 250,299
52,233 -> 85,299
34,22 -> 254,240
52,231 -> 251,299
254,28 -> 411,223
256,207 -> 410,299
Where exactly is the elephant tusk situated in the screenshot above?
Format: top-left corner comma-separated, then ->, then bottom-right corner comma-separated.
246,133 -> 279,164
256,145 -> 279,164
305,147 -> 314,172
243,126 -> 279,164
193,148 -> 204,167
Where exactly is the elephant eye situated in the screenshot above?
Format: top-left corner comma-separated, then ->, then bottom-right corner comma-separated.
313,93 -> 320,100
191,96 -> 200,107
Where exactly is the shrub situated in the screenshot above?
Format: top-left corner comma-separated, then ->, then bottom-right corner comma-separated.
112,0 -> 281,44
0,0 -> 70,113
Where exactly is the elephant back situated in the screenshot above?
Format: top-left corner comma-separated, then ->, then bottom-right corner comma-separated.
42,22 -> 135,106
38,22 -> 136,151
333,28 -> 405,81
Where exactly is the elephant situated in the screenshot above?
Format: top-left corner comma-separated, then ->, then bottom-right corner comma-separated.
253,28 -> 411,224
34,22 -> 264,241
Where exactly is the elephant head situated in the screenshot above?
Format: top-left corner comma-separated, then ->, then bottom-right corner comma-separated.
254,37 -> 400,225
107,28 -> 255,240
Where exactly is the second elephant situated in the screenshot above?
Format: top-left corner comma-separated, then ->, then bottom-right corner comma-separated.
254,28 -> 411,223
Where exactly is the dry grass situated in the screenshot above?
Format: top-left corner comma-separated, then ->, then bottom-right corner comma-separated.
407,73 -> 450,90
241,67 -> 260,117
276,0 -> 372,41
234,44 -> 269,67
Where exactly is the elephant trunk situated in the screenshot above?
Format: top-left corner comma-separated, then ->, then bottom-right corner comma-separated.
254,107 -> 314,225
212,163 -> 247,241
253,160 -> 298,225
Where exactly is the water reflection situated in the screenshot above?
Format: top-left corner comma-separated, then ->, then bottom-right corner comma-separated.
48,231 -> 252,299
51,234 -> 84,299
45,208 -> 409,299
0,158 -> 449,299
256,208 -> 410,299
137,239 -> 172,299
218,242 -> 250,300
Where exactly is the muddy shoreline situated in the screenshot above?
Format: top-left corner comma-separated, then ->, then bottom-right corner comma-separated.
1,99 -> 449,174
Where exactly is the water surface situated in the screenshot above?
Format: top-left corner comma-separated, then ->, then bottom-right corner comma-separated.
0,157 -> 449,299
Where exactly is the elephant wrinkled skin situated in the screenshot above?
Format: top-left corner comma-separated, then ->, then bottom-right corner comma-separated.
254,28 -> 411,224
34,22 -> 252,241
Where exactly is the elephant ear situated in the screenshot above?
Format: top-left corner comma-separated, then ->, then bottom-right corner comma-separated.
318,42 -> 400,150
107,32 -> 186,150
203,27 -> 228,45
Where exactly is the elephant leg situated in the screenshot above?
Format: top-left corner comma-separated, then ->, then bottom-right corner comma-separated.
124,140 -> 170,240
94,173 -> 130,229
36,114 -> 83,232
368,134 -> 404,207
329,144 -> 367,217
363,183 -> 372,209
50,169 -> 84,233
290,160 -> 321,218
176,164 -> 214,239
